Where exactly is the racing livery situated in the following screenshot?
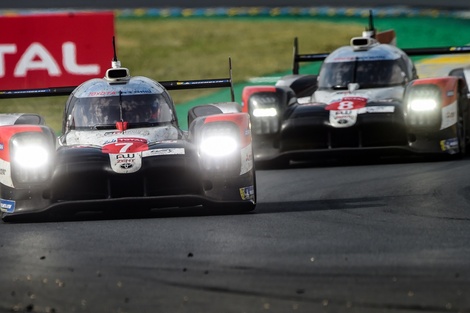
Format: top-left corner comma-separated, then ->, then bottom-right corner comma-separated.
242,14 -> 470,165
0,57 -> 256,222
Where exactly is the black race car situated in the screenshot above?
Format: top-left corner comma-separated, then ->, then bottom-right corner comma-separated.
0,57 -> 256,222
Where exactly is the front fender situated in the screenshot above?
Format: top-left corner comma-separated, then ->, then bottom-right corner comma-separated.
242,85 -> 296,135
190,112 -> 253,175
404,76 -> 461,131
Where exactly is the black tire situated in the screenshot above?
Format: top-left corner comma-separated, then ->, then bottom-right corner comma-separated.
457,114 -> 467,157
456,88 -> 468,157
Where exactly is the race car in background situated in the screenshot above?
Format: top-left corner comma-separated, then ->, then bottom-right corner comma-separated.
0,54 -> 256,222
242,12 -> 470,166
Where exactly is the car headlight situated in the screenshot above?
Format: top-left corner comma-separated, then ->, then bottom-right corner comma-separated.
198,121 -> 241,173
407,85 -> 441,112
13,145 -> 50,168
252,108 -> 278,117
10,131 -> 54,184
406,85 -> 441,127
200,136 -> 238,157
409,98 -> 438,112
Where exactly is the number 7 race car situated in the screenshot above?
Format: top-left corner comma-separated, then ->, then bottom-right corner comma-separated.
242,13 -> 470,166
0,57 -> 256,222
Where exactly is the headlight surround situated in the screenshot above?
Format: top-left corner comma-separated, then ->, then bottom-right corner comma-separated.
249,93 -> 281,135
405,84 -> 442,127
10,132 -> 54,184
199,122 -> 241,173
407,85 -> 441,112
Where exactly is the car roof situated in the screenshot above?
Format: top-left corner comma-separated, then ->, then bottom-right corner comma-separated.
324,43 -> 405,64
71,76 -> 167,99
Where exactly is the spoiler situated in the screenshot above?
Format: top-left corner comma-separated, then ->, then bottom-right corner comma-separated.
0,58 -> 235,102
292,38 -> 470,75
292,10 -> 470,75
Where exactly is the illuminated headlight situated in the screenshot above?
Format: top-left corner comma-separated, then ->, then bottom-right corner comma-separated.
252,108 -> 277,117
13,145 -> 50,168
199,122 -> 241,172
200,136 -> 238,157
11,132 -> 54,184
409,98 -> 438,111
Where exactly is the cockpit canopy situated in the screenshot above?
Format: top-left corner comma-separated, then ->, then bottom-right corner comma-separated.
63,76 -> 176,132
317,45 -> 410,90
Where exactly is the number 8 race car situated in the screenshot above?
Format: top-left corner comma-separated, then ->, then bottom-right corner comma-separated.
242,13 -> 470,166
0,57 -> 256,222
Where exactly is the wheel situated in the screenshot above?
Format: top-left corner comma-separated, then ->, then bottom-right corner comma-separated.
457,114 -> 466,156
456,89 -> 468,157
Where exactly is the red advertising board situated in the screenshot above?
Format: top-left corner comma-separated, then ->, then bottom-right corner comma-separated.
0,11 -> 114,90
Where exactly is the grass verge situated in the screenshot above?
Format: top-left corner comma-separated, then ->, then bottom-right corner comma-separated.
1,17 -> 363,133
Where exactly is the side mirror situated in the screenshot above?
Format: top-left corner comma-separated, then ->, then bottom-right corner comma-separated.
348,83 -> 360,92
401,72 -> 409,85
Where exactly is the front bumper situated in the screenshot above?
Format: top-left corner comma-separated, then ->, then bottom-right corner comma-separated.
1,142 -> 256,222
1,194 -> 255,222
253,109 -> 459,162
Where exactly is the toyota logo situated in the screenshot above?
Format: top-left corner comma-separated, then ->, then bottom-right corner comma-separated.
120,163 -> 133,169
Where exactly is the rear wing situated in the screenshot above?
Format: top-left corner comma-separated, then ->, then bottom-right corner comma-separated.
292,37 -> 329,75
292,37 -> 470,75
0,58 -> 235,101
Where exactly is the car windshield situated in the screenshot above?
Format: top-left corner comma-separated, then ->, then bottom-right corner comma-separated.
70,93 -> 174,129
318,59 -> 405,89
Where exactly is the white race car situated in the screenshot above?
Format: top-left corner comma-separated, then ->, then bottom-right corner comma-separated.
242,13 -> 470,166
0,55 -> 256,222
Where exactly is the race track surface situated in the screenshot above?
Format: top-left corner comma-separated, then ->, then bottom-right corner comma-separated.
0,2 -> 469,312
1,156 -> 470,312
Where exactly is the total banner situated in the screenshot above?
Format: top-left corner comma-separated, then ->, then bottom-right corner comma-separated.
0,11 -> 114,90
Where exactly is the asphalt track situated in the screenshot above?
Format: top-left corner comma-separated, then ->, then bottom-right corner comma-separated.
1,157 -> 470,313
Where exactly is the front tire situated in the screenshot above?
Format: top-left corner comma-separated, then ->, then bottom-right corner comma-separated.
456,89 -> 468,157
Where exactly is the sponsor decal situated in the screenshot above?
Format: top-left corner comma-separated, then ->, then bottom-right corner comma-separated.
325,97 -> 367,111
358,106 -> 395,114
0,143 -> 3,150
120,162 -> 133,170
440,138 -> 459,154
104,129 -> 150,136
441,101 -> 457,130
0,12 -> 114,89
117,137 -> 148,143
87,91 -> 117,97
0,159 -> 12,187
329,110 -> 358,128
142,148 -> 185,157
102,139 -> 118,145
326,97 -> 368,128
0,198 -> 15,213
240,144 -> 253,175
239,186 -> 255,201
109,152 -> 142,173
329,55 -> 395,63
102,138 -> 149,154
103,89 -> 152,95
